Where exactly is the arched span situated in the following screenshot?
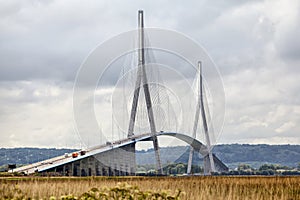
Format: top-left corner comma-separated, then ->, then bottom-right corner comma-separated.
135,132 -> 228,172
135,132 -> 209,156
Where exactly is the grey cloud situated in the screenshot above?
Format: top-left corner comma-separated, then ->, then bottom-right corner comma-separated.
0,0 -> 263,81
275,25 -> 300,61
0,0 -> 129,82
0,0 -> 299,147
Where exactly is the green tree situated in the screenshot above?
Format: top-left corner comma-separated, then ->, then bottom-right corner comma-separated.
176,163 -> 186,174
259,164 -> 276,171
237,164 -> 252,171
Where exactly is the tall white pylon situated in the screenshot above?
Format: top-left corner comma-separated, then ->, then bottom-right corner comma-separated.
187,61 -> 215,175
127,10 -> 163,174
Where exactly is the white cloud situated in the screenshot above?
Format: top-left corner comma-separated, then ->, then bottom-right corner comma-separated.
275,122 -> 296,133
0,81 -> 81,148
232,136 -> 300,145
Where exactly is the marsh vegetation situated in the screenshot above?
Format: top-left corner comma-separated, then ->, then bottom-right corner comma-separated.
0,176 -> 299,199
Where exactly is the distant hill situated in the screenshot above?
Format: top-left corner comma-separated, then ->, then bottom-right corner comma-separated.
213,144 -> 300,168
136,144 -> 300,169
0,148 -> 77,167
0,144 -> 299,171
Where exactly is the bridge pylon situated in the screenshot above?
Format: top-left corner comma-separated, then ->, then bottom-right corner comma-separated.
187,61 -> 215,175
127,10 -> 163,174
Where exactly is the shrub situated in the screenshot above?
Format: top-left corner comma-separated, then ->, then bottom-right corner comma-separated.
79,182 -> 183,200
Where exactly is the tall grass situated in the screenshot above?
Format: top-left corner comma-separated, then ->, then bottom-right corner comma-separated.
0,176 -> 299,199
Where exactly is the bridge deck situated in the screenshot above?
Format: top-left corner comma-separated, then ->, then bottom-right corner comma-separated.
12,133 -> 150,174
12,132 -> 227,174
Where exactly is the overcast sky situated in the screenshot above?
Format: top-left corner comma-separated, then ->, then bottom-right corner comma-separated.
0,0 -> 299,148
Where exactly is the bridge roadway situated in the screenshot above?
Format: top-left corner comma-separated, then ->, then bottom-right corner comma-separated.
12,132 -> 228,175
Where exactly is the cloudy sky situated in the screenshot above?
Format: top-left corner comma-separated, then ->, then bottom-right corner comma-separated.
0,0 -> 299,148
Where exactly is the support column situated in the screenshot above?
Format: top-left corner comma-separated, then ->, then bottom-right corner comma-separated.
63,165 -> 66,176
71,162 -> 74,176
139,10 -> 162,174
187,62 -> 201,174
187,61 -> 215,174
199,61 -> 215,174
127,10 -> 162,174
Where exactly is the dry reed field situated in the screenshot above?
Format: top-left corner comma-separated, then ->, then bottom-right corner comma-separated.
0,176 -> 299,199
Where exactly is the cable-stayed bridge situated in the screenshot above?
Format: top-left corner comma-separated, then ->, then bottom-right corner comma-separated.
12,10 -> 228,176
